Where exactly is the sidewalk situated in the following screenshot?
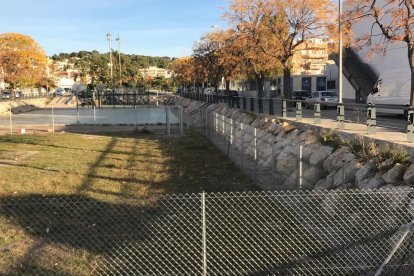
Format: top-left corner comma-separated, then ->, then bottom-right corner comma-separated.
282,115 -> 414,150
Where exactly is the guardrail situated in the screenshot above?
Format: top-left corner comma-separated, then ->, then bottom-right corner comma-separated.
182,92 -> 414,143
0,93 -> 51,102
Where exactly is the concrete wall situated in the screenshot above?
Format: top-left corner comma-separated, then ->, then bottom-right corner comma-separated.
0,98 -> 48,117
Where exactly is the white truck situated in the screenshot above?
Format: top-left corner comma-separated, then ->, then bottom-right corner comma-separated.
367,69 -> 411,115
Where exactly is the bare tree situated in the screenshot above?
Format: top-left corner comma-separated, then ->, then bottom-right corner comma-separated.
344,0 -> 414,106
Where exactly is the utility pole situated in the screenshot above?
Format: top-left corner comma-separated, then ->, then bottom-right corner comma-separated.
106,33 -> 113,86
116,34 -> 122,87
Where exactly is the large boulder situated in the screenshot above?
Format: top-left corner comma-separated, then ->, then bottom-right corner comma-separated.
313,170 -> 336,190
333,161 -> 362,188
283,169 -> 299,190
323,147 -> 356,172
302,167 -> 325,190
276,152 -> 298,176
302,142 -> 322,163
382,163 -> 406,184
272,173 -> 287,188
403,164 -> 414,186
309,146 -> 334,167
355,162 -> 376,185
294,130 -> 315,145
279,130 -> 299,147
357,174 -> 385,190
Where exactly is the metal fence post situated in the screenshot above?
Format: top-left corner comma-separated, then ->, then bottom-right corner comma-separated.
241,122 -> 244,169
179,105 -> 184,136
407,108 -> 414,142
254,127 -> 257,182
337,103 -> 345,129
299,145 -> 303,189
204,108 -> 208,136
166,106 -> 171,135
269,99 -> 274,115
282,100 -> 287,118
367,104 -> 376,135
222,115 -> 225,136
112,89 -> 115,109
200,107 -> 203,133
215,113 -> 218,141
52,107 -> 55,133
258,98 -> 263,114
229,118 -> 234,158
201,191 -> 207,276
314,102 -> 321,124
272,137 -> 276,188
296,101 -> 302,121
9,108 -> 12,134
374,220 -> 414,276
232,118 -> 237,161
211,111 -> 214,141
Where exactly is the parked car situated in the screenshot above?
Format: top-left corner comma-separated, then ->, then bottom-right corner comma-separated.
1,90 -> 12,100
304,91 -> 339,109
290,90 -> 310,106
225,90 -> 239,97
15,91 -> 24,98
367,69 -> 410,115
204,88 -> 216,95
55,88 -> 64,96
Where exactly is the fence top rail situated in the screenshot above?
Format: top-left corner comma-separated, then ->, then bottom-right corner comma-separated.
1,188 -> 412,205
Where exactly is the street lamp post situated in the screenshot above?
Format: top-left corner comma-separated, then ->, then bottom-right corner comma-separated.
116,34 -> 122,87
338,0 -> 343,104
106,33 -> 113,86
336,0 -> 345,129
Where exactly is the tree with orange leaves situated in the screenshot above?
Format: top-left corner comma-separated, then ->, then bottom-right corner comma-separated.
193,33 -> 225,92
344,0 -> 414,106
224,0 -> 283,97
170,57 -> 206,91
207,29 -> 241,93
225,0 -> 335,98
0,33 -> 48,88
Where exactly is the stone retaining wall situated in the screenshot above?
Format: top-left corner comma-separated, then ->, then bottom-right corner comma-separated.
176,97 -> 414,191
0,98 -> 48,117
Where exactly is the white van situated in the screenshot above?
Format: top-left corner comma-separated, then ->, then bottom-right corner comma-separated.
367,69 -> 410,115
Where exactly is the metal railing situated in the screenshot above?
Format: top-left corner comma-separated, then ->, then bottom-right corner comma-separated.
0,92 -> 51,102
182,92 -> 414,142
1,189 -> 413,275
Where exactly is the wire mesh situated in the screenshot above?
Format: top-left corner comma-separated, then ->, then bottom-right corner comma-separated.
202,109 -> 409,192
1,190 -> 413,275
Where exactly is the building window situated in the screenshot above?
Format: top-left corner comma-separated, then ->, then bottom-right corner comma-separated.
327,80 -> 336,90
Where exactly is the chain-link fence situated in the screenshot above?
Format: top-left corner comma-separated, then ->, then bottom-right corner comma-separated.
200,108 -> 408,191
182,93 -> 412,142
0,105 -> 187,136
1,189 -> 414,275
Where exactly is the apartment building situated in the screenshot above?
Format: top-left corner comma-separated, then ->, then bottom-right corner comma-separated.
139,66 -> 172,79
291,38 -> 332,76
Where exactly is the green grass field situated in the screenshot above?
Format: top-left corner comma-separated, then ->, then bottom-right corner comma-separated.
0,132 -> 258,275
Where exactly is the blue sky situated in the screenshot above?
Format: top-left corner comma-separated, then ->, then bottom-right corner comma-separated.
1,0 -> 227,57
